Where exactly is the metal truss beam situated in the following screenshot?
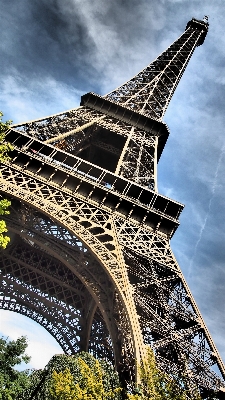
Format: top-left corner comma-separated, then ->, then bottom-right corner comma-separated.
0,16 -> 224,398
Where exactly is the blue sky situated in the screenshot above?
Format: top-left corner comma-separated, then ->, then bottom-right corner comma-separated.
0,0 -> 225,370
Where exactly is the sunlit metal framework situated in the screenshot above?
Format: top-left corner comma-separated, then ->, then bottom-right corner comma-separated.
0,17 -> 224,397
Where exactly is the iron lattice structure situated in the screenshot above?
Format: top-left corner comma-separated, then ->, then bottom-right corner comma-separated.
0,17 -> 225,397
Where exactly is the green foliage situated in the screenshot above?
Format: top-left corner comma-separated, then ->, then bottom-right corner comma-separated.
23,352 -> 122,400
0,199 -> 11,216
0,112 -> 13,249
0,220 -> 10,249
50,359 -> 121,399
128,347 -> 201,400
18,347 -> 220,400
0,336 -> 31,400
0,112 -> 13,161
0,197 -> 11,249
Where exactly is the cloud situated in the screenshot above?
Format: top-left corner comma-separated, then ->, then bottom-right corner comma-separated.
188,142 -> 225,277
0,310 -> 62,370
0,69 -> 83,123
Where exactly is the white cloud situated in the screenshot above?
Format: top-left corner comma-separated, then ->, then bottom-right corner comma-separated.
0,70 -> 83,123
0,310 -> 63,370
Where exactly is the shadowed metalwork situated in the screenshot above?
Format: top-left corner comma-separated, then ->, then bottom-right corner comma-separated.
0,17 -> 224,398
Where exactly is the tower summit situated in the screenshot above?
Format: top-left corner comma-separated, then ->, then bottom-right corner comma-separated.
1,17 -> 224,397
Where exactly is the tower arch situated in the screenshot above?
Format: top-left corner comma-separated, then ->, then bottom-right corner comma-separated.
1,17 -> 225,396
0,194 -> 142,373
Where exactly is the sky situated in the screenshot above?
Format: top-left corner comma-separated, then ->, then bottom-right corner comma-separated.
0,0 -> 225,371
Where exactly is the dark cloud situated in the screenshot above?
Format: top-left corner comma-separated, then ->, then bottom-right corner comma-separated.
0,0 -> 225,365
1,0 -> 96,91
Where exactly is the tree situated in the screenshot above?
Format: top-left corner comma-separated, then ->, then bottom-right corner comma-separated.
24,352 -> 122,400
50,359 -> 121,400
0,336 -> 31,400
0,112 -> 13,160
20,347 -> 221,400
0,112 -> 13,249
128,347 -> 202,400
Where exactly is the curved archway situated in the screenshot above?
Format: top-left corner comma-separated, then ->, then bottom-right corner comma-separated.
0,197 -> 134,369
0,303 -> 70,354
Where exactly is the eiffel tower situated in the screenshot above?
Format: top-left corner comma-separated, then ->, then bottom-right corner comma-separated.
0,16 -> 224,397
